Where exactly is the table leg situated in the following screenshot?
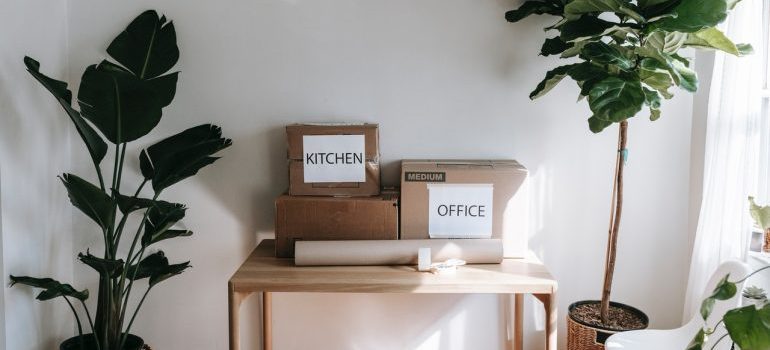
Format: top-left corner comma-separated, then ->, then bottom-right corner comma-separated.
514,294 -> 524,350
534,293 -> 557,350
229,284 -> 252,350
263,292 -> 273,350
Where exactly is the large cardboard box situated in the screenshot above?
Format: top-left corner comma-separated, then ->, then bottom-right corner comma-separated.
400,160 -> 529,257
286,123 -> 380,196
275,189 -> 399,258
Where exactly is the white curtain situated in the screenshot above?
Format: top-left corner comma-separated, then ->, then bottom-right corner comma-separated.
683,0 -> 767,320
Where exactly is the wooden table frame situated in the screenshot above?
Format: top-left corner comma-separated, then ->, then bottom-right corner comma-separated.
229,240 -> 557,350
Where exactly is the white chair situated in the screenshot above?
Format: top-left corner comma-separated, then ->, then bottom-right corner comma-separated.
605,260 -> 751,350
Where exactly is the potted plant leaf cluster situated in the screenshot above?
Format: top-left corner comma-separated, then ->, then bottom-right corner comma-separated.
505,0 -> 751,347
8,10 -> 231,350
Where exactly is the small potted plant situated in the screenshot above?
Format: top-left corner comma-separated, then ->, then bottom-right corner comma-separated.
8,10 -> 231,350
742,286 -> 768,308
749,197 -> 770,253
504,0 -> 751,348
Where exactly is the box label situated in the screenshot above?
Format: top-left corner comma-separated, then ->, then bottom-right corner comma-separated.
405,171 -> 446,182
303,135 -> 366,183
427,184 -> 493,238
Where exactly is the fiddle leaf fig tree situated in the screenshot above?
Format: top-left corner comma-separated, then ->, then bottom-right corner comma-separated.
506,0 -> 751,325
9,10 -> 231,350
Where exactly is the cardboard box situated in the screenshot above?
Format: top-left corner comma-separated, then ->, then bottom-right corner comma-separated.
400,160 -> 529,257
286,123 -> 380,196
275,189 -> 399,258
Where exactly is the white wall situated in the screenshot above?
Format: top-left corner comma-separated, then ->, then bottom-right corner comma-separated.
0,1 -> 74,349
4,0 -> 695,349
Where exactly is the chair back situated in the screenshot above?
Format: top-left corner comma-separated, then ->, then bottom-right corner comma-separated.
701,260 -> 751,350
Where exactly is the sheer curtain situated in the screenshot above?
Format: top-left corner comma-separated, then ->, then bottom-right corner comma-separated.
683,0 -> 767,320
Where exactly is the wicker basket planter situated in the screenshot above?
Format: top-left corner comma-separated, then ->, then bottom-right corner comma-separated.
567,301 -> 649,350
764,228 -> 770,253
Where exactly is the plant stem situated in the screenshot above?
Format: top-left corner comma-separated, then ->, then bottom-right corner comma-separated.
735,265 -> 770,284
80,299 -> 101,350
710,333 -> 729,350
112,179 -> 148,252
63,296 -> 85,350
119,287 -> 152,350
601,121 -> 628,324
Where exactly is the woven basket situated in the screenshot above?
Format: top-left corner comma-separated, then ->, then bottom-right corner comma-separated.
764,228 -> 770,253
567,301 -> 648,350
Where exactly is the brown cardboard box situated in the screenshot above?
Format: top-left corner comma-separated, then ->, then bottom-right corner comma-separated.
400,160 -> 529,257
275,189 -> 399,258
286,123 -> 380,196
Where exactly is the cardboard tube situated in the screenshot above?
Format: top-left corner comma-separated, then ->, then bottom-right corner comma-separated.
294,239 -> 503,266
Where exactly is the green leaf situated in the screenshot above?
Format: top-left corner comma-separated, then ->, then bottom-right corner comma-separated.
60,173 -> 114,230
142,201 -> 189,247
647,31 -> 688,54
701,274 -> 738,319
685,328 -> 705,350
639,58 -> 674,98
529,64 -> 580,99
581,42 -> 634,70
113,190 -> 155,214
140,124 -> 232,192
588,76 -> 646,122
636,47 -> 698,92
561,41 -> 588,58
643,87 -> 662,121
9,275 -> 88,301
560,16 -> 629,42
107,10 -> 179,79
749,197 -> 770,230
653,0 -> 728,33
724,304 -> 770,350
564,0 -> 645,22
505,1 -> 563,23
125,251 -> 191,287
24,57 -> 108,165
588,116 -> 614,133
540,37 -> 572,56
671,59 -> 698,92
78,252 -> 124,278
145,72 -> 179,108
685,27 -> 754,56
77,61 -> 162,143
639,0 -> 682,21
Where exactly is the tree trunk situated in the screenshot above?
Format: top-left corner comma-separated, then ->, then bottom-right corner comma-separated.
600,121 -> 628,324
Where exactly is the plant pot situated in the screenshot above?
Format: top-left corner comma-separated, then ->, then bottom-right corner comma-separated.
567,300 -> 649,350
60,334 -> 144,350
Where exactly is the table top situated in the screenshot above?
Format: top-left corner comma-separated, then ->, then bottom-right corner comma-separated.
229,240 -> 557,294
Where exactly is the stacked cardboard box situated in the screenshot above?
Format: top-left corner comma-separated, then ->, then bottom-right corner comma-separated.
275,123 -> 397,258
400,160 -> 529,258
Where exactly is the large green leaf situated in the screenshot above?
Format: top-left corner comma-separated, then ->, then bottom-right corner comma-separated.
107,10 -> 179,79
125,251 -> 191,287
24,57 -> 107,165
564,0 -> 645,22
653,0 -> 728,33
635,47 -> 698,92
60,173 -> 114,230
587,116 -> 614,133
560,16 -> 628,42
77,61 -> 162,143
140,124 -> 232,192
643,87 -> 662,120
540,37 -> 572,56
639,58 -> 675,98
78,252 -> 124,278
670,59 -> 698,92
647,31 -> 688,54
9,275 -> 88,301
639,0 -> 682,20
581,42 -> 634,70
142,201 -> 190,247
529,64 -> 580,99
588,76 -> 646,122
685,27 -> 754,56
724,304 -> 770,350
749,197 -> 770,230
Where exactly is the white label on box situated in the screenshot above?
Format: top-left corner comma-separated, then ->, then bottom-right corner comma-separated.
303,135 -> 366,183
428,183 -> 494,239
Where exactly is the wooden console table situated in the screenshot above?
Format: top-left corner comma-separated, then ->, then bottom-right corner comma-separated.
229,240 -> 557,350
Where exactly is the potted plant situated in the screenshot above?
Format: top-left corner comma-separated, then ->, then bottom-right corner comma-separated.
741,286 -> 768,308
505,0 -> 751,347
691,265 -> 770,350
8,10 -> 231,350
749,197 -> 770,253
